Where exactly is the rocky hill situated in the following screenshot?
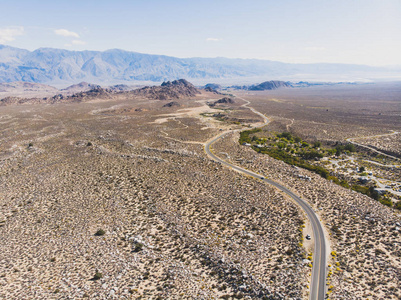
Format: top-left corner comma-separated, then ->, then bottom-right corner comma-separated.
108,84 -> 134,92
0,79 -> 202,105
209,97 -> 235,107
130,79 -> 201,100
0,45 -> 398,84
61,82 -> 101,95
249,80 -> 291,90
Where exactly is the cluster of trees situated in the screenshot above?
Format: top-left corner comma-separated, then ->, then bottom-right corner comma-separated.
240,129 -> 398,209
253,145 -> 332,179
238,128 -> 262,144
335,143 -> 356,156
351,185 -> 394,207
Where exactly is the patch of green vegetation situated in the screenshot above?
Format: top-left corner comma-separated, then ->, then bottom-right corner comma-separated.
344,184 -> 391,206
240,129 -> 394,208
93,272 -> 103,280
253,146 -> 331,179
238,128 -> 262,144
379,197 -> 392,207
334,143 -> 356,156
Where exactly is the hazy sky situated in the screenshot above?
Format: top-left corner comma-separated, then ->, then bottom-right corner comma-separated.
1,0 -> 400,66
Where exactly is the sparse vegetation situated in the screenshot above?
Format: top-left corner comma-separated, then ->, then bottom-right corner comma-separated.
0,82 -> 399,299
94,229 -> 106,236
93,272 -> 103,280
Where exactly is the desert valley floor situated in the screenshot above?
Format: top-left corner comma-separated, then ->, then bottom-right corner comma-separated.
0,82 -> 400,299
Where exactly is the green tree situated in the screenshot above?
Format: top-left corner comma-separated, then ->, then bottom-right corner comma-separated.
345,144 -> 356,152
313,141 -> 322,148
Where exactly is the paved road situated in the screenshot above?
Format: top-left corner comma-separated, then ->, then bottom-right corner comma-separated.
204,97 -> 327,299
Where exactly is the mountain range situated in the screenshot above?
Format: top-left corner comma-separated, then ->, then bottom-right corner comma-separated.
0,45 -> 400,85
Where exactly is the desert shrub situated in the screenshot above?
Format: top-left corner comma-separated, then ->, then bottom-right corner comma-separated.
93,272 -> 103,280
133,243 -> 144,252
313,141 -> 322,148
379,197 -> 392,207
277,142 -> 286,149
327,176 -> 340,185
351,185 -> 369,194
277,132 -> 292,140
340,180 -> 350,188
95,229 -> 106,236
345,144 -> 356,152
301,150 -> 324,160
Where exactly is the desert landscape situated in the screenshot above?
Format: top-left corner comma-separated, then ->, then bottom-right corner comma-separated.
2,2 -> 401,299
0,80 -> 400,299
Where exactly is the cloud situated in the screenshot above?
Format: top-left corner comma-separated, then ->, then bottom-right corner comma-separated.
304,46 -> 326,51
0,26 -> 24,43
54,29 -> 79,38
206,38 -> 222,42
72,40 -> 86,45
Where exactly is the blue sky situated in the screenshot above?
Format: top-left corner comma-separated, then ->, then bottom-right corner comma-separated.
1,0 -> 400,66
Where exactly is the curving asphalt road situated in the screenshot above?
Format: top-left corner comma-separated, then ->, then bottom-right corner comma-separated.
204,97 -> 327,299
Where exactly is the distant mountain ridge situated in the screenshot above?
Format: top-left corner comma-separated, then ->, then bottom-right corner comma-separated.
0,44 -> 400,84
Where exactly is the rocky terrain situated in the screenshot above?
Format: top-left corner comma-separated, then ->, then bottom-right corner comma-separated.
61,82 -> 101,95
249,81 -> 291,91
0,81 -> 400,299
208,97 -> 235,107
0,94 -> 309,299
130,79 -> 201,100
204,83 -> 222,91
0,79 -> 202,106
